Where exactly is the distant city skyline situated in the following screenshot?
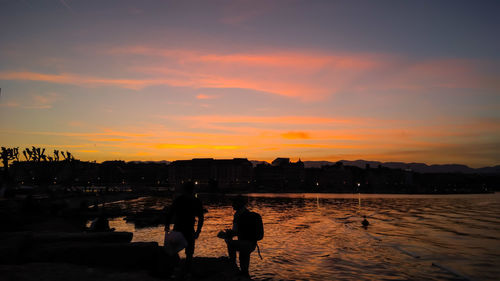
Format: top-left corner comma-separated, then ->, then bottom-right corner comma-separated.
1,1 -> 499,168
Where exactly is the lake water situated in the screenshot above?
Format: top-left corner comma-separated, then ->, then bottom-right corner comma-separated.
107,193 -> 500,281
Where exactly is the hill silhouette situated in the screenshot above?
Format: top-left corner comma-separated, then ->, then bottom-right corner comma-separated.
297,160 -> 500,174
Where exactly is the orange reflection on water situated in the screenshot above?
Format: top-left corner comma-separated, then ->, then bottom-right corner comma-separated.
107,193 -> 500,281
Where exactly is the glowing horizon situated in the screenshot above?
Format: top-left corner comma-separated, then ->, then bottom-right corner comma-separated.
1,1 -> 499,168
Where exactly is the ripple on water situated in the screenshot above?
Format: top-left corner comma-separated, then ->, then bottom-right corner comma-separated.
107,193 -> 500,281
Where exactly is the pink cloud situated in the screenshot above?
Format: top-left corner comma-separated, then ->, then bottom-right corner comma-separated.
0,92 -> 60,109
196,94 -> 219,100
172,115 -> 362,125
111,46 -> 495,99
0,71 -> 197,90
2,47 -> 496,102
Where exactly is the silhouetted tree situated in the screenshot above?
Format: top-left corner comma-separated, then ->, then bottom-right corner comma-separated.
22,147 -> 46,162
1,147 -> 19,180
22,148 -> 32,161
61,151 -> 75,161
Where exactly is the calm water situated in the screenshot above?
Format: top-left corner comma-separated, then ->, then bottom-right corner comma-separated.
107,193 -> 500,281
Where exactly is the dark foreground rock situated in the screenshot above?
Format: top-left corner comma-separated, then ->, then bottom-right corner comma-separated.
0,231 -> 133,244
0,257 -> 250,281
0,231 -> 134,264
0,262 -> 161,281
25,241 -> 160,269
32,231 -> 133,243
191,257 -> 250,281
0,230 -> 251,280
0,196 -> 251,281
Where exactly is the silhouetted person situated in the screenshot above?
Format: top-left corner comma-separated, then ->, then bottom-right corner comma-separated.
79,199 -> 89,211
219,197 -> 264,277
165,181 -> 204,272
91,199 -> 99,211
22,194 -> 39,213
362,215 -> 370,228
89,211 -> 114,232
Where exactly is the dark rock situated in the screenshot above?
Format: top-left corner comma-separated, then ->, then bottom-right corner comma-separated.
25,242 -> 160,270
191,257 -> 248,281
32,231 -> 133,244
0,232 -> 32,264
0,262 -> 162,281
125,209 -> 164,228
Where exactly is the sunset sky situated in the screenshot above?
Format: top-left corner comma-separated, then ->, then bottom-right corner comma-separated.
1,0 -> 499,167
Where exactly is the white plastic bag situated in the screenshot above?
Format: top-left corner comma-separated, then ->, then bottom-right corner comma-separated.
164,231 -> 188,256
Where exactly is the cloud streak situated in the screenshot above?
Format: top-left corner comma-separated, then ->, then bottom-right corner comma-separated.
196,94 -> 219,100
0,92 -> 61,109
3,115 -> 497,166
1,47 -> 496,102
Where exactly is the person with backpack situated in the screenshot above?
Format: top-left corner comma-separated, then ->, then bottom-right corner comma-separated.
218,197 -> 264,277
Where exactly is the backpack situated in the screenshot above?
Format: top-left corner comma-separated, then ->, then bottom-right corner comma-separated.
238,210 -> 264,241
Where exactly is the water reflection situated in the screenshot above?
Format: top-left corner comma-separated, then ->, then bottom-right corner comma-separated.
107,193 -> 500,281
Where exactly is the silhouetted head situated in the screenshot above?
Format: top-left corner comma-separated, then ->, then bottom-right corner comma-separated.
181,181 -> 195,195
362,216 -> 370,227
232,196 -> 247,211
99,208 -> 108,218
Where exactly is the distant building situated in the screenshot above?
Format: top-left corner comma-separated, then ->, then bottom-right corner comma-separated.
272,158 -> 290,166
316,163 -> 353,192
255,158 -> 305,190
168,158 -> 253,191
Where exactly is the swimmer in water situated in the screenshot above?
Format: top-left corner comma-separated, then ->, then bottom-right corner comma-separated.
362,215 -> 369,228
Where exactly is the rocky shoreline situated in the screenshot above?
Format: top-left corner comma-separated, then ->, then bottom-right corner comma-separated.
0,257 -> 246,281
0,195 -> 250,281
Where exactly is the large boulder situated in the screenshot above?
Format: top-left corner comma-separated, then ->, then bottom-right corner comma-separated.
33,232 -> 133,244
0,232 -> 32,264
0,262 -> 162,281
25,242 -> 160,270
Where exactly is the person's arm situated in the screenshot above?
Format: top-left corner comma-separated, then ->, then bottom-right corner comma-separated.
164,202 -> 176,232
225,212 -> 238,238
194,213 -> 204,239
194,201 -> 204,239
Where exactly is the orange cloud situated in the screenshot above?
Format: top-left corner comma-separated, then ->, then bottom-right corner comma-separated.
0,71 -> 147,89
91,138 -> 127,142
196,94 -> 219,100
154,144 -> 240,150
76,150 -> 99,153
0,71 -> 208,90
3,115 -> 497,167
281,131 -> 310,139
196,52 -> 381,70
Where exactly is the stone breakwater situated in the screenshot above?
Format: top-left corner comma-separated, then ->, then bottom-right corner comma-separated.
0,196 -> 250,281
0,231 -> 247,281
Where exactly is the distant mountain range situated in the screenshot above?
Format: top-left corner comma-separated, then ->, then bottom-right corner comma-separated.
127,159 -> 500,174
302,160 -> 500,174
127,160 -> 171,164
